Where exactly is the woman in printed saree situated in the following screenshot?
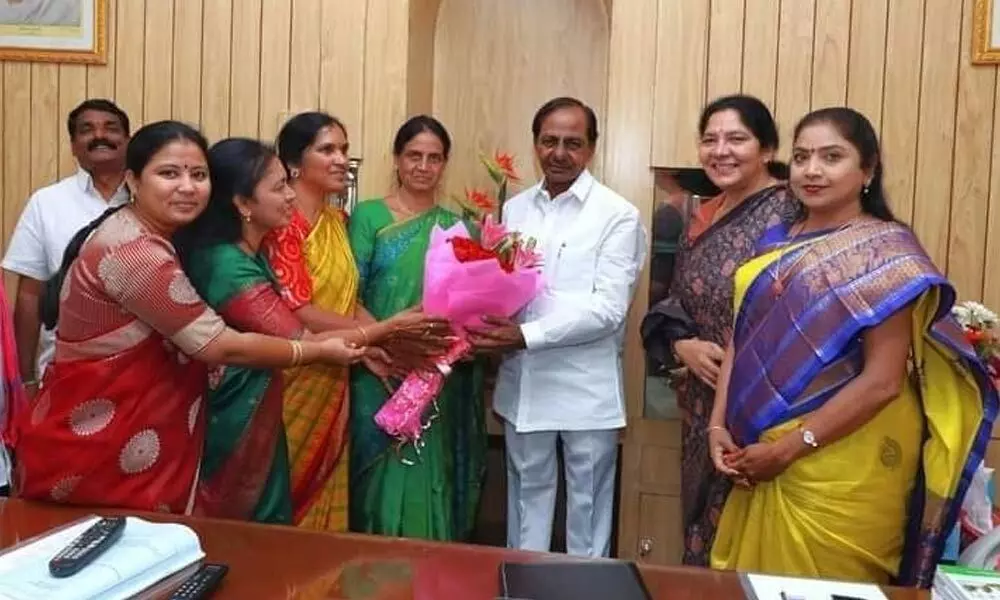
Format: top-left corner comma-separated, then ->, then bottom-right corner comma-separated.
177,138 -> 450,523
349,115 -> 487,541
262,113 -> 447,530
640,95 -> 799,565
708,108 -> 998,587
9,121 -> 368,513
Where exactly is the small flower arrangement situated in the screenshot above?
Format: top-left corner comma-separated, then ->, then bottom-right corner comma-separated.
952,300 -> 1000,379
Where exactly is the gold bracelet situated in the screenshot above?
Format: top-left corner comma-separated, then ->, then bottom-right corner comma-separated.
706,425 -> 726,434
289,340 -> 303,367
356,326 -> 370,347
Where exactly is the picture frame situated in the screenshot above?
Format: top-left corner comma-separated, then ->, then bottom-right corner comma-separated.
0,0 -> 107,65
973,0 -> 1000,64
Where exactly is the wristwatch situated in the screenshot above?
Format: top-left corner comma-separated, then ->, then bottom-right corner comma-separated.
800,427 -> 819,449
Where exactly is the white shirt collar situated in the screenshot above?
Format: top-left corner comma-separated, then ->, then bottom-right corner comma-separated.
74,167 -> 128,203
534,169 -> 595,205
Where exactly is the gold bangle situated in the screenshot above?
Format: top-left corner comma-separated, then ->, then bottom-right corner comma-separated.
289,340 -> 303,367
706,425 -> 726,434
356,326 -> 370,347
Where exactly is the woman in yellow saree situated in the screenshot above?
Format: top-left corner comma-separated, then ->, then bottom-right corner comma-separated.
708,108 -> 998,587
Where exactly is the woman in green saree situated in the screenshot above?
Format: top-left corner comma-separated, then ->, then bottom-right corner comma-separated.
349,116 -> 487,541
178,138 -> 452,523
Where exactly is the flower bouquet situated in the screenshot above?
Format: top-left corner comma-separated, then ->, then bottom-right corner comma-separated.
373,152 -> 543,458
952,300 -> 1000,382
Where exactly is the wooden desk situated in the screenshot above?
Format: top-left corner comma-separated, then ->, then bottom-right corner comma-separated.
0,498 -> 927,599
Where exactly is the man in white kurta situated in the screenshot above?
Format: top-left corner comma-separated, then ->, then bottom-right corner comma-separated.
2,99 -> 130,398
470,97 -> 647,558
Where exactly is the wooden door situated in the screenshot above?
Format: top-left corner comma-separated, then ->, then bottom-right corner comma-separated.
616,171 -> 698,565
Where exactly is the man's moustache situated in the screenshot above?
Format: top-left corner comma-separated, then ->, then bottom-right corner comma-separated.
87,139 -> 116,151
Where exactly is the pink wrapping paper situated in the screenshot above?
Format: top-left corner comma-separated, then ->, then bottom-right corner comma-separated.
373,222 -> 543,454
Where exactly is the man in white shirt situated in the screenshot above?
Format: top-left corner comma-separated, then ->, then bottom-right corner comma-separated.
2,98 -> 130,397
470,97 -> 647,558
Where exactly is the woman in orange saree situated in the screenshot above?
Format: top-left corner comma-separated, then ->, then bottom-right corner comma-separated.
10,121 -> 367,513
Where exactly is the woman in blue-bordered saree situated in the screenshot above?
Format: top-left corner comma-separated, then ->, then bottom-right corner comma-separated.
709,109 -> 997,588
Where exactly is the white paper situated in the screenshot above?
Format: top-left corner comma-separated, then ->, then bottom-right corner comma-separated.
0,516 -> 204,600
743,573 -> 889,600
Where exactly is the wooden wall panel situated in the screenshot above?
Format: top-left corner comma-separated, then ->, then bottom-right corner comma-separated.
2,64 -> 30,244
199,0 -> 232,143
651,0 -> 709,166
171,0 -> 203,126
881,0 -> 926,224
258,0 -> 292,142
29,65 -> 59,192
773,0 -> 815,153
113,0 -> 145,123
318,0 -> 367,144
847,0 -> 888,133
740,0 -> 779,108
142,0 -> 174,123
57,65 -> 88,177
706,0 -> 745,100
912,0 -> 962,268
948,0 -> 996,301
810,0 -> 850,107
289,0 -> 322,114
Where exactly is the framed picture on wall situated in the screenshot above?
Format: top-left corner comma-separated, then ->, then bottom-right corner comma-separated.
974,0 -> 1000,64
0,0 -> 107,64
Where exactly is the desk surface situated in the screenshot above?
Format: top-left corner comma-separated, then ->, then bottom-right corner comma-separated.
0,498 -> 927,599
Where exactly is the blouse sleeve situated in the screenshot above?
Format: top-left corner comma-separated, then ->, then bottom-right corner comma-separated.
261,216 -> 313,310
99,236 -> 226,356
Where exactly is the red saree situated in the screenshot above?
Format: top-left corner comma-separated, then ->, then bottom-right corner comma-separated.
12,208 -> 226,513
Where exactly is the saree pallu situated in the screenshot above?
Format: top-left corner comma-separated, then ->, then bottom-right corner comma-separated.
710,220 -> 998,587
13,334 -> 207,513
348,199 -> 486,541
187,244 -> 298,523
641,184 -> 799,565
281,206 -> 358,530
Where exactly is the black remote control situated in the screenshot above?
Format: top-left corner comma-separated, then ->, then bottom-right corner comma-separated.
48,516 -> 127,578
168,563 -> 229,600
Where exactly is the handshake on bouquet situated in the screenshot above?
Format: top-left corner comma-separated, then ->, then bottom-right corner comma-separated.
372,215 -> 544,452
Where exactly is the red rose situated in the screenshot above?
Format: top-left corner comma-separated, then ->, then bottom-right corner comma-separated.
450,237 -> 497,263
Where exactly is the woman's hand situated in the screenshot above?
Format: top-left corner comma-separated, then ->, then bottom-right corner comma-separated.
726,442 -> 794,483
361,346 -> 397,391
315,336 -> 367,366
674,339 -> 725,387
708,426 -> 743,477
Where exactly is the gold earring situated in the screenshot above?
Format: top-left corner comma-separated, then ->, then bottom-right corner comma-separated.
242,212 -> 251,223
290,167 -> 300,179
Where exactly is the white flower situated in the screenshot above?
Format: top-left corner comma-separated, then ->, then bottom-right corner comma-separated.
953,301 -> 999,329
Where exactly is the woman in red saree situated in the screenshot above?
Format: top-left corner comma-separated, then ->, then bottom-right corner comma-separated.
8,121 -> 367,513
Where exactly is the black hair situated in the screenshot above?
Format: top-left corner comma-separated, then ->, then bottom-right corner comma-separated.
792,107 -> 897,222
276,111 -> 345,168
67,98 -> 130,138
698,94 -> 787,180
531,96 -> 599,146
40,121 -> 209,330
392,115 -> 452,158
175,138 -> 278,264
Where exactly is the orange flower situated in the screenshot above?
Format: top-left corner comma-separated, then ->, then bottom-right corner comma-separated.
493,151 -> 521,181
465,188 -> 495,211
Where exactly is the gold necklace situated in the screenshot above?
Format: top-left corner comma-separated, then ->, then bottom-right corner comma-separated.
771,218 -> 859,297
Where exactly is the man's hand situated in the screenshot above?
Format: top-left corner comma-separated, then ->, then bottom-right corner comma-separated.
467,315 -> 527,354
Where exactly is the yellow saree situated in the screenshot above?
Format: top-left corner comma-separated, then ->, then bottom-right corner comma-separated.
710,221 -> 996,586
267,205 -> 358,531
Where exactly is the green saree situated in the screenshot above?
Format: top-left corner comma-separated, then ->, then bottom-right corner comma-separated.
186,243 -> 300,524
348,198 -> 486,541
